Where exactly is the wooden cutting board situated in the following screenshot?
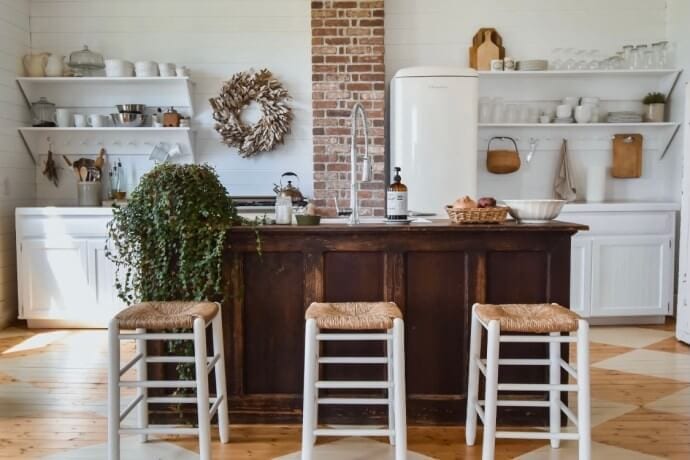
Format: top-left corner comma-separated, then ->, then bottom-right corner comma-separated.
469,28 -> 504,70
612,134 -> 643,178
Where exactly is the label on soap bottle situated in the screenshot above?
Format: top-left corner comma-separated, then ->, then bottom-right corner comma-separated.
387,191 -> 408,219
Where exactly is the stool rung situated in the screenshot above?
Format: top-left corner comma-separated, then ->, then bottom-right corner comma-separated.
318,357 -> 388,364
209,395 -> 224,418
495,431 -> 580,441
479,400 -> 550,408
120,426 -> 199,435
499,335 -> 576,343
119,394 -> 144,422
317,333 -> 391,341
206,354 -> 220,373
119,353 -> 143,377
498,383 -> 578,392
147,396 -> 218,404
560,401 -> 579,427
475,402 -> 486,424
119,380 -> 197,388
146,356 -> 197,363
314,428 -> 391,437
315,380 -> 391,389
492,359 -> 551,366
318,397 -> 389,405
119,332 -> 194,341
560,359 -> 578,379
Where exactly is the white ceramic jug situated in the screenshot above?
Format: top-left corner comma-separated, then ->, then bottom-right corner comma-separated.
23,53 -> 50,77
45,55 -> 65,77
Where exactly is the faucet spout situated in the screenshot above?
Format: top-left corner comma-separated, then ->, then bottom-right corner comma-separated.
349,103 -> 371,225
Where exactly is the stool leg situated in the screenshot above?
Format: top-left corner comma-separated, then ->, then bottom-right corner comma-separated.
211,308 -> 230,444
135,328 -> 148,443
549,332 -> 561,449
301,319 -> 318,460
107,319 -> 120,460
577,320 -> 591,460
387,330 -> 395,445
465,306 -> 482,446
393,318 -> 407,460
482,320 -> 500,460
193,318 -> 212,460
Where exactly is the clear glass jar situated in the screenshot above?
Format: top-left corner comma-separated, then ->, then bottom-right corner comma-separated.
652,41 -> 669,68
632,45 -> 648,69
31,97 -> 56,127
68,45 -> 105,76
622,45 -> 634,69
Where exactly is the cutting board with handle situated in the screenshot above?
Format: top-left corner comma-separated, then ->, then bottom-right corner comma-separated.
612,134 -> 643,178
469,28 -> 504,70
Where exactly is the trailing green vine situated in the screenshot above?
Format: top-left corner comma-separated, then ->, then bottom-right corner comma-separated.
106,163 -> 243,389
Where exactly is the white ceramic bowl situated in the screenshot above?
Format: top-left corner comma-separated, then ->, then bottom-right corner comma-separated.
502,199 -> 566,223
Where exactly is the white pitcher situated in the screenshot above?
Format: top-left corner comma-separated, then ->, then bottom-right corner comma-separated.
45,55 -> 65,77
23,53 -> 50,77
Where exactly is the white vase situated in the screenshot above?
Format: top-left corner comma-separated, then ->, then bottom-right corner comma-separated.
45,55 -> 65,77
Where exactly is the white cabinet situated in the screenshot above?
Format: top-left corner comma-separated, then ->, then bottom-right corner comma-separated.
16,208 -> 124,328
562,205 -> 676,323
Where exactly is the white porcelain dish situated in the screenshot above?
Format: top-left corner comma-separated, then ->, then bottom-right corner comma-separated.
502,199 -> 566,223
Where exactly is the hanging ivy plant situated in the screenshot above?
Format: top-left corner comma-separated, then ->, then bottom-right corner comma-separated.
106,163 -> 245,384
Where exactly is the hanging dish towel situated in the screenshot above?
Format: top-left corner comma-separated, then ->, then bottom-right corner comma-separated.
554,139 -> 577,201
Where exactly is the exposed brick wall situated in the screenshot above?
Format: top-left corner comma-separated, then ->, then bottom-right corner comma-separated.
311,0 -> 385,217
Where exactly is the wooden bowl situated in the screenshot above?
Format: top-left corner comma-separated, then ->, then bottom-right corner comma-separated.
295,215 -> 321,226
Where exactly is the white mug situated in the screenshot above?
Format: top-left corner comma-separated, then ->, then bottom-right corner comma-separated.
88,114 -> 108,127
175,65 -> 190,77
503,56 -> 515,71
574,105 -> 592,124
539,114 -> 551,124
54,108 -> 71,127
73,113 -> 86,127
158,62 -> 176,77
556,104 -> 572,119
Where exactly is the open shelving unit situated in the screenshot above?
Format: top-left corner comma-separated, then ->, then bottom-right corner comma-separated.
16,77 -> 196,163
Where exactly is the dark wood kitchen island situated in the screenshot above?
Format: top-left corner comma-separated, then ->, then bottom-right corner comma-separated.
220,220 -> 587,425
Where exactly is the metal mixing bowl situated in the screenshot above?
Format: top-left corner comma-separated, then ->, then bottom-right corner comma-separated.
116,104 -> 145,113
110,113 -> 144,127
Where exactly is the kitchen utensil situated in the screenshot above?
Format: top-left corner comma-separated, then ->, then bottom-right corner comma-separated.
162,107 -> 181,127
88,114 -> 108,127
116,104 -> 145,114
94,148 -> 107,170
574,105 -> 592,123
445,205 -> 508,224
486,136 -> 520,174
110,113 -> 144,127
554,139 -> 577,201
77,181 -> 101,206
502,199 -> 566,223
45,55 -> 65,77
73,114 -> 87,127
469,28 -> 504,69
585,165 -> 607,202
54,108 -> 72,127
135,61 -> 159,77
474,29 -> 504,71
31,97 -> 56,127
526,137 -> 538,163
79,166 -> 88,182
68,45 -> 105,76
158,62 -> 176,76
23,53 -> 49,77
612,134 -> 643,178
105,59 -> 134,77
273,171 -> 305,204
295,215 -> 321,226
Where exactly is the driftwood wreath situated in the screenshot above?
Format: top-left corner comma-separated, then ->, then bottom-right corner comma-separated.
209,69 -> 292,158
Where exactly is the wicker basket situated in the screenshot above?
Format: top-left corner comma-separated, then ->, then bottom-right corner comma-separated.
445,205 -> 508,224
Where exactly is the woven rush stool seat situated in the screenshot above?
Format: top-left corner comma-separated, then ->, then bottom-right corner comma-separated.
305,301 -> 402,330
115,301 -> 219,330
474,303 -> 580,333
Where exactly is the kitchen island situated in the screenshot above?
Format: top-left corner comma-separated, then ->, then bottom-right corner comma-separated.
219,220 -> 587,425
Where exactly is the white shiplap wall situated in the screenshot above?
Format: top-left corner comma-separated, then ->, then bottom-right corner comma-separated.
0,0 -> 33,328
386,0 -> 678,202
29,0 -> 313,204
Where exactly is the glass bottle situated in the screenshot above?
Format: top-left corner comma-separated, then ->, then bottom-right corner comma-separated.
386,167 -> 408,220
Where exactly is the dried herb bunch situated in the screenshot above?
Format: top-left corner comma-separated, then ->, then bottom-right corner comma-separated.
209,68 -> 292,158
106,163 -> 240,304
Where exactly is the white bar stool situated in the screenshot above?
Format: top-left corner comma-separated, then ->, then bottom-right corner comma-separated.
465,303 -> 590,460
301,302 -> 407,460
107,301 -> 230,460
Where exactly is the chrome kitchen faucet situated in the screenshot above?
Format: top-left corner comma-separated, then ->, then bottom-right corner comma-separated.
349,103 -> 373,225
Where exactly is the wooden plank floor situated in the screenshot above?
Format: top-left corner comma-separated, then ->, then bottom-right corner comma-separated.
0,321 -> 688,459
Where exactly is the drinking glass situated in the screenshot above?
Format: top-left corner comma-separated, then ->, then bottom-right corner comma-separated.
622,45 -> 634,69
491,97 -> 505,124
479,97 -> 492,123
506,104 -> 519,123
551,48 -> 564,70
632,45 -> 647,69
574,49 -> 589,70
563,48 -> 577,70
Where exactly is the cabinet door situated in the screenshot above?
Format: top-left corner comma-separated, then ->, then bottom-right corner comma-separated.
570,236 -> 591,317
19,238 -> 95,320
87,239 -> 126,318
591,235 -> 673,317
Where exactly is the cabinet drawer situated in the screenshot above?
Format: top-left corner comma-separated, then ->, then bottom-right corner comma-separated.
560,211 -> 675,236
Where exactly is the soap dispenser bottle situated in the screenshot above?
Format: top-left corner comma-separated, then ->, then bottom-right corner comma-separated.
387,167 -> 408,220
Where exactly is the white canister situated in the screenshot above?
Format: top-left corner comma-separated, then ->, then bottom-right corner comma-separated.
574,105 -> 592,124
585,165 -> 607,202
73,113 -> 87,127
274,196 -> 293,224
490,59 -> 504,72
503,57 -> 515,71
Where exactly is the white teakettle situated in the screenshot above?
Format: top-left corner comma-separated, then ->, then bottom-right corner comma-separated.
23,53 -> 50,77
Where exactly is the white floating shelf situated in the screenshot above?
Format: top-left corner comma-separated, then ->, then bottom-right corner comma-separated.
478,69 -> 682,77
16,77 -> 194,114
479,122 -> 679,128
18,127 -> 195,163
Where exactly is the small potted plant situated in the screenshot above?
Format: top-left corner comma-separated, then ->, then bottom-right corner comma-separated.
642,92 -> 666,122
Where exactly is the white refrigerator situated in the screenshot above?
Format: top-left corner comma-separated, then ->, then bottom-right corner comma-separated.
390,67 -> 478,215
678,83 -> 690,344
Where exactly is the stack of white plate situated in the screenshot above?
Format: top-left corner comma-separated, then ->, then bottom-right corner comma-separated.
517,59 -> 548,71
607,111 -> 643,123
554,117 -> 574,124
